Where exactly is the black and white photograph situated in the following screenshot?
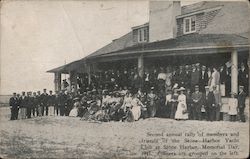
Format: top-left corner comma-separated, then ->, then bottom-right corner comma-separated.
0,0 -> 249,158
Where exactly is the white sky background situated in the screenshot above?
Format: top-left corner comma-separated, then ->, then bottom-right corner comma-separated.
0,0 -> 240,95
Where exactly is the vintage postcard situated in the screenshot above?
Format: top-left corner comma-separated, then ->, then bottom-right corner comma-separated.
0,0 -> 249,158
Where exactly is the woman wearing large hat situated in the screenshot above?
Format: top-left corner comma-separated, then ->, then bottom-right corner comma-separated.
175,87 -> 188,120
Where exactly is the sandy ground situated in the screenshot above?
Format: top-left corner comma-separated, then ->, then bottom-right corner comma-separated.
0,105 -> 249,159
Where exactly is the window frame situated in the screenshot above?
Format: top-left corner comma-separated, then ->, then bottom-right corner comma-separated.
137,27 -> 148,43
183,16 -> 196,34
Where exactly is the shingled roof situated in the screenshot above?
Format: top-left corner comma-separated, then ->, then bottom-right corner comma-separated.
47,1 -> 249,73
88,33 -> 249,58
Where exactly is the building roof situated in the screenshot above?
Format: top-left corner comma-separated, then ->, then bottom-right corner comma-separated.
48,1 -> 250,73
89,33 -> 249,58
85,31 -> 134,59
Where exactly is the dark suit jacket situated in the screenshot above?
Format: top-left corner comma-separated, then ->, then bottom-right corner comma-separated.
9,97 -> 19,108
199,70 -> 209,86
40,93 -> 48,106
203,92 -> 215,108
238,91 -> 246,108
20,96 -> 28,108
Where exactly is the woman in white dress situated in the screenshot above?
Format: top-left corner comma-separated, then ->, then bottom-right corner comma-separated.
130,94 -> 142,121
175,87 -> 188,120
69,98 -> 80,117
210,67 -> 220,90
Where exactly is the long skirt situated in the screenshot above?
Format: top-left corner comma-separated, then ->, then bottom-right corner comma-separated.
148,105 -> 156,117
131,106 -> 141,121
48,106 -> 54,116
19,108 -> 26,119
175,102 -> 188,119
69,108 -> 78,117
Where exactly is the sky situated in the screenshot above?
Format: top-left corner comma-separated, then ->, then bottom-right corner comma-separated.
0,0 -> 222,95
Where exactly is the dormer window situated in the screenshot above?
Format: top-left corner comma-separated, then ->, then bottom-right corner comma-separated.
138,27 -> 148,43
183,16 -> 196,34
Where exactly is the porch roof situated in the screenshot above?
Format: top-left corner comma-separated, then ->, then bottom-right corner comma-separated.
47,33 -> 249,73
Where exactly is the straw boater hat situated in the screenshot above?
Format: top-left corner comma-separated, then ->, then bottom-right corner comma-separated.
73,97 -> 80,101
239,85 -> 244,89
178,87 -> 185,91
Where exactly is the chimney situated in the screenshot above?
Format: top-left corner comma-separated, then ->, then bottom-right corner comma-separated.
149,1 -> 181,42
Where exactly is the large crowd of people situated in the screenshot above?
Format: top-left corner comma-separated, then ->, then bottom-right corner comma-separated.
9,62 -> 248,123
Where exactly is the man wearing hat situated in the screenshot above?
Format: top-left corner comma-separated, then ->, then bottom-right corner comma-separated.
20,91 -> 28,119
238,63 -> 249,95
203,86 -> 216,121
213,85 -> 221,121
40,89 -> 48,116
9,93 -> 19,120
191,85 -> 203,120
238,86 -> 247,122
199,65 -> 208,92
191,65 -> 200,92
48,90 -> 55,116
184,65 -> 191,89
26,92 -> 33,118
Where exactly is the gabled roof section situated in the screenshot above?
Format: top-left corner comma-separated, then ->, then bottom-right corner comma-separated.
85,31 -> 134,58
200,1 -> 250,34
181,1 -> 225,14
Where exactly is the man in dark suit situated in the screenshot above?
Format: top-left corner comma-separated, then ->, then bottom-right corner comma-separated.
191,65 -> 200,92
58,91 -> 67,116
26,92 -> 33,118
191,85 -> 203,120
199,66 -> 209,92
184,65 -> 191,90
9,93 -> 19,120
48,90 -> 55,116
238,63 -> 249,95
32,92 -> 38,117
40,89 -> 48,116
238,86 -> 247,122
203,86 -> 216,121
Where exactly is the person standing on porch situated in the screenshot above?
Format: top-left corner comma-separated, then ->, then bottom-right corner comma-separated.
165,89 -> 173,118
238,86 -> 247,122
228,93 -> 238,122
170,87 -> 179,119
204,86 -> 216,121
191,85 -> 203,120
175,87 -> 188,120
210,67 -> 220,90
147,87 -> 158,117
238,63 -> 249,95
157,67 -> 167,92
199,66 -> 208,92
213,85 -> 222,121
190,65 -> 200,92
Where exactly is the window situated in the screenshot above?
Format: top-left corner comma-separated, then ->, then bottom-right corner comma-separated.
183,16 -> 196,34
138,27 -> 148,43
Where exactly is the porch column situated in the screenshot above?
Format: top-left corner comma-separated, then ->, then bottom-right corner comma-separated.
54,72 -> 61,92
138,54 -> 144,78
248,52 -> 250,95
231,50 -> 238,94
